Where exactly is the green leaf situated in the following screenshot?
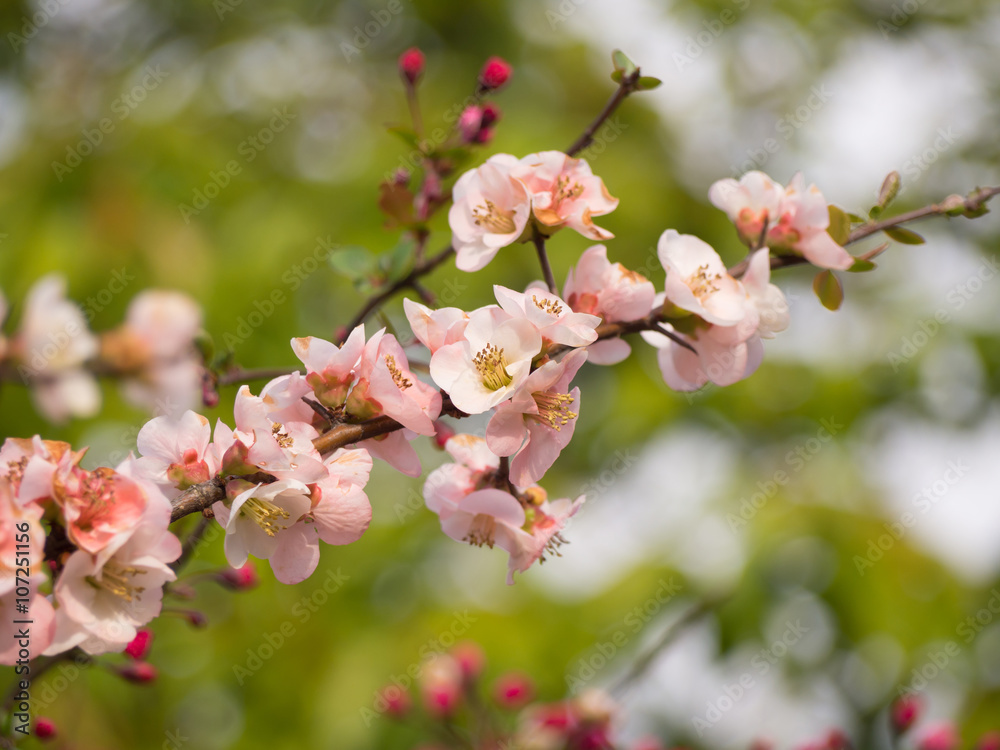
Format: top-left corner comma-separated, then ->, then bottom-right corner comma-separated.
611,49 -> 637,76
636,76 -> 662,91
386,126 -> 419,149
329,246 -> 376,281
869,204 -> 882,220
847,212 -> 866,223
878,171 -> 901,209
827,205 -> 851,246
883,226 -> 926,245
380,238 -> 415,282
610,70 -> 623,84
813,270 -> 844,311
847,259 -> 877,273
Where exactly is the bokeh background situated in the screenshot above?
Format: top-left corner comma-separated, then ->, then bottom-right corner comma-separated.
2,0 -> 1000,747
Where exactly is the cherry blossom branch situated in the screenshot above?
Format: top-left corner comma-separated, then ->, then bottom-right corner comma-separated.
531,229 -> 558,294
566,69 -> 642,157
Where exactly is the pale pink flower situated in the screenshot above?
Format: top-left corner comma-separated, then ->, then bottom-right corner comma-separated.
493,285 -> 600,349
134,410 -> 215,497
512,151 -> 618,240
768,173 -> 855,270
346,329 -> 441,434
742,248 -> 790,338
260,370 -> 316,426
403,299 -> 468,354
0,436 -> 82,508
429,307 -> 541,415
14,275 -> 100,422
504,495 -> 584,584
708,171 -> 783,246
486,349 -> 586,486
658,230 -> 751,326
359,430 -> 423,478
448,154 -> 531,272
56,466 -> 150,554
564,245 -> 656,322
111,290 -> 203,415
423,434 -> 501,522
291,326 -> 365,409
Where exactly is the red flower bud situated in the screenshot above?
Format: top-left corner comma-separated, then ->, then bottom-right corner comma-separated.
478,56 -> 512,91
34,717 -> 57,741
451,641 -> 486,680
399,47 -> 425,85
976,732 -> 1000,750
118,661 -> 158,684
480,102 -> 501,128
124,628 -> 153,660
493,671 -> 534,709
458,105 -> 483,143
218,563 -> 259,591
378,685 -> 411,719
891,694 -> 921,735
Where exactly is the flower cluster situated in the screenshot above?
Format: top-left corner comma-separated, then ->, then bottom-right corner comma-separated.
1,274 -> 204,422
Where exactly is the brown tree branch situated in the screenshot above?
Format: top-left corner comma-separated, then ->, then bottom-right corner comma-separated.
566,70 -> 642,157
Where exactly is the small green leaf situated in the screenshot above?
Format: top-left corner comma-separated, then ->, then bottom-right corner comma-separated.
636,76 -> 662,91
827,205 -> 851,246
883,226 -> 926,245
610,70 -> 623,84
386,126 -> 419,149
878,171 -> 901,209
847,212 -> 866,223
847,259 -> 877,273
869,204 -> 882,220
329,246 -> 377,281
380,238 -> 415,281
611,49 -> 637,76
813,269 -> 844,311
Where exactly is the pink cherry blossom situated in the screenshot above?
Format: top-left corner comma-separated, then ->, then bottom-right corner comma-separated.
512,151 -> 618,240
291,326 -> 365,409
359,429 -> 423,478
486,349 -> 586,486
505,494 -> 584,584
56,466 -> 150,554
13,274 -> 100,422
430,307 -> 541,414
403,299 -> 468,354
768,173 -> 855,270
134,410 -> 215,497
493,285 -> 600,349
0,435 -> 81,508
564,244 -> 656,323
423,434 -> 501,522
708,171 -> 783,246
658,230 -> 751,326
109,290 -> 203,415
259,370 -> 317,425
741,248 -> 790,338
448,154 -> 531,272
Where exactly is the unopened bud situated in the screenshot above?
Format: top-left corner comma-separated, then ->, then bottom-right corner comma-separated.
917,723 -> 960,750
458,105 -> 483,143
117,661 -> 158,684
478,56 -> 512,91
891,694 -> 921,735
217,563 -> 259,591
399,47 -> 425,85
125,629 -> 153,660
451,640 -> 486,680
480,103 -> 501,128
433,421 -> 455,449
34,717 -> 57,741
493,671 -> 534,709
379,685 -> 412,718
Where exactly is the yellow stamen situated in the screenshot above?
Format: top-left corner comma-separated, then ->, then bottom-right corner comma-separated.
384,354 -> 412,390
239,496 -> 292,537
464,514 -> 497,548
555,175 -> 584,203
532,391 -> 577,430
271,423 -> 294,449
688,264 -> 721,299
86,562 -> 147,602
532,295 -> 564,316
473,343 -> 513,391
472,199 -> 516,233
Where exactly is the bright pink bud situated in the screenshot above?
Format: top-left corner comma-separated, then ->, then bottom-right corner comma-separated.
473,127 -> 494,145
891,695 -> 922,735
574,726 -> 612,750
480,102 -> 501,128
399,47 -> 425,85
493,671 -> 534,709
976,731 -> 1000,750
537,703 -> 573,731
420,655 -> 463,718
478,56 -> 512,90
458,105 -> 483,142
118,661 -> 158,684
124,629 -> 153,660
917,722 -> 961,750
378,685 -> 412,719
34,717 -> 57,741
451,641 -> 486,680
433,420 -> 455,449
218,563 -> 259,591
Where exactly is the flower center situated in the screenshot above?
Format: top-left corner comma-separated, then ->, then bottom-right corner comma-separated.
532,295 -> 564,316
384,354 -> 412,390
531,391 -> 577,430
271,423 -> 294,449
555,175 -> 584,204
687,264 -> 721,299
472,199 -> 516,234
240,497 -> 292,537
473,343 -> 513,391
87,561 -> 147,602
464,513 -> 497,548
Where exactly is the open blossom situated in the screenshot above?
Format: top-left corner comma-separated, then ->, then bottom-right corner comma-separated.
104,290 -> 204,415
424,434 -> 502,523
512,151 -> 618,240
430,307 -> 541,415
291,326 -> 365,409
403,299 -> 468,354
0,435 -> 82,508
449,154 -> 531,272
709,171 -> 854,270
56,464 -> 152,555
486,349 -> 586,486
134,410 -> 216,497
658,230 -> 750,326
12,274 -> 100,422
493,285 -> 600,349
742,248 -> 789,338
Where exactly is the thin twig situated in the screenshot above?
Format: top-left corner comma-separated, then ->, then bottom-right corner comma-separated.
532,230 -> 558,294
566,71 -> 641,157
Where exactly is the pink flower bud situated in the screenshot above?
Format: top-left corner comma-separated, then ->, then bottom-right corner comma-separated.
473,127 -> 494,145
458,105 -> 483,143
378,685 -> 412,719
217,563 -> 259,591
399,47 -> 425,85
420,654 -> 463,718
917,722 -> 961,750
34,717 -> 57,741
976,731 -> 1000,750
478,56 -> 512,91
891,695 -> 922,735
493,671 -> 534,709
432,420 -> 455,449
118,662 -> 158,684
124,629 -> 153,660
451,641 -> 486,680
480,103 -> 501,128
574,726 -> 612,750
